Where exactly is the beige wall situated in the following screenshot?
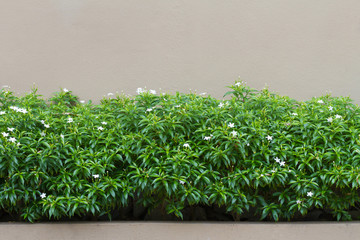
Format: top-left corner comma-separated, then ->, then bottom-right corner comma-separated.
2,222 -> 360,240
1,1 -> 360,102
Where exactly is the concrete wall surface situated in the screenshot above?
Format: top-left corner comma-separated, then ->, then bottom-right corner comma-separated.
1,222 -> 360,240
1,1 -> 360,102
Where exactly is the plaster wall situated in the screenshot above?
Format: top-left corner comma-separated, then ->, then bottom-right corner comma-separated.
1,1 -> 359,102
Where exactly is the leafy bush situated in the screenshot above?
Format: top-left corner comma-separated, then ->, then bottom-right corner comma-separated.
0,82 -> 360,222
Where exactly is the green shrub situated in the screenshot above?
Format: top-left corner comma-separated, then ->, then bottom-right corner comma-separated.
0,82 -> 359,222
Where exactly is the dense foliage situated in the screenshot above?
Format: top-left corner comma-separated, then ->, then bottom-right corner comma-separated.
1,82 -> 360,222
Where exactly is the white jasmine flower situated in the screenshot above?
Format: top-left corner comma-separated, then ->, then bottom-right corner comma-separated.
136,88 -> 144,94
179,180 -> 185,185
199,92 -> 207,96
92,174 -> 99,179
218,102 -> 224,108
235,82 -> 241,87
44,124 -> 50,128
266,135 -> 273,141
296,200 -> 302,204
307,191 -> 313,197
101,121 -> 107,125
228,122 -> 235,128
0,111 -> 5,115
7,127 -> 14,132
40,120 -> 45,124
10,106 -> 19,111
150,90 -> 156,95
175,105 -> 181,108
40,193 -> 46,199
2,132 -> 9,137
63,88 -> 69,92
19,108 -> 28,114
271,170 -> 276,173
328,106 -> 333,111
40,132 -> 46,137
260,174 -> 264,177
204,136 -> 211,141
80,100 -> 85,103
146,108 -> 153,112
183,143 -> 190,148
246,143 -> 250,146
231,131 -> 237,137
97,126 -> 104,131
327,117 -> 333,123
8,137 -> 16,143
60,134 -> 64,139
292,113 -> 298,116
335,114 -> 342,119
317,100 -> 324,104
279,161 -> 286,166
274,157 -> 280,163
67,117 -> 73,123
107,92 -> 114,96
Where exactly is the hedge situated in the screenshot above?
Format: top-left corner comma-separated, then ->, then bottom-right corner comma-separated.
0,82 -> 360,222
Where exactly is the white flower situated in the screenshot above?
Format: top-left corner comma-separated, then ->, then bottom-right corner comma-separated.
97,126 -> 104,131
2,132 -> 9,137
8,137 -> 16,143
40,132 -> 46,137
199,92 -> 207,96
246,143 -> 250,146
67,117 -> 73,123
335,114 -> 342,119
19,108 -> 28,114
296,200 -> 302,204
179,180 -> 185,185
204,136 -> 211,141
101,121 -> 107,125
92,174 -> 99,179
146,108 -> 153,112
0,111 -> 5,115
231,131 -> 237,137
218,102 -> 224,108
175,105 -> 181,108
279,161 -> 286,167
7,127 -> 14,132
317,100 -> 324,104
260,174 -> 264,177
60,134 -> 64,139
80,100 -> 85,103
328,106 -> 333,111
228,122 -> 235,128
235,82 -> 241,87
40,120 -> 45,124
40,193 -> 46,199
136,88 -> 144,94
271,170 -> 276,173
107,92 -> 114,96
292,113 -> 298,116
44,124 -> 50,128
183,143 -> 190,148
17,142 -> 21,146
274,157 -> 281,163
10,106 -> 19,111
63,88 -> 69,92
327,117 -> 333,123
307,191 -> 313,197
150,90 -> 156,95
266,135 -> 273,141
